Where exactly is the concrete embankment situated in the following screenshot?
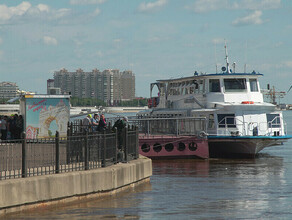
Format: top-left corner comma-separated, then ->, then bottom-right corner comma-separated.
0,155 -> 152,216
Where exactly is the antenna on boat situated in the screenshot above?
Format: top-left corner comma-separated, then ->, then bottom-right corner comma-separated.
214,43 -> 218,73
224,40 -> 231,74
244,41 -> 247,73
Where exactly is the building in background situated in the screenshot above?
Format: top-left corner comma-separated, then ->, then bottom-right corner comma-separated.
0,81 -> 19,100
53,68 -> 135,105
47,79 -> 61,95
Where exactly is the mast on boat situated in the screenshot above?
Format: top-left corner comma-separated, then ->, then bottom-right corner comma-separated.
224,41 -> 231,74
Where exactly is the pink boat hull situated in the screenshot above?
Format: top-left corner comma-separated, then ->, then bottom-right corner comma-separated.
139,135 -> 209,159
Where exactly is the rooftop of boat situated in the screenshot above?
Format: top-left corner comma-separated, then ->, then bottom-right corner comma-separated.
156,72 -> 263,83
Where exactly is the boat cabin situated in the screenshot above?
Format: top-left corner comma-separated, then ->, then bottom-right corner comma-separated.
149,72 -> 264,109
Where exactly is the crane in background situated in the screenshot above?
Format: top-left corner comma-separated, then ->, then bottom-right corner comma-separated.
262,84 -> 286,105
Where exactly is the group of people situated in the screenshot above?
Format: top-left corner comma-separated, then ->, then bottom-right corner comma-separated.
82,113 -> 128,162
82,113 -> 107,132
0,114 -> 24,141
82,113 -> 128,135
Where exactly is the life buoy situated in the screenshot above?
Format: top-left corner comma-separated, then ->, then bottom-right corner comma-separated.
241,101 -> 254,104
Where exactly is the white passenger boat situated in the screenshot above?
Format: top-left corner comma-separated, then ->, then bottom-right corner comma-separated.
137,45 -> 291,158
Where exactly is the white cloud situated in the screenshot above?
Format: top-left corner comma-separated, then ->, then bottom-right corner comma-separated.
212,38 -> 225,44
113,39 -> 122,43
70,0 -> 107,5
148,36 -> 161,42
43,36 -> 58,45
37,4 -> 50,13
138,0 -> 167,12
96,50 -> 103,57
282,61 -> 292,68
185,0 -> 281,13
185,0 -> 228,13
234,0 -> 281,10
0,2 -> 71,24
0,1 -> 31,21
274,41 -> 283,47
232,10 -> 263,26
93,8 -> 101,16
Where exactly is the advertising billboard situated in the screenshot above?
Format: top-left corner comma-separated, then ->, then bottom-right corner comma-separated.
23,95 -> 70,139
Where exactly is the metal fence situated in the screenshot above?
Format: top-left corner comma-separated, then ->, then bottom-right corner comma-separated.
0,126 -> 139,180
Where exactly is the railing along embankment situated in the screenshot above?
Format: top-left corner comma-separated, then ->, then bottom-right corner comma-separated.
0,125 -> 139,180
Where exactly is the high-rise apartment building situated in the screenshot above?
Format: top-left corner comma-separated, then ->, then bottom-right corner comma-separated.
0,81 -> 19,99
53,68 -> 135,105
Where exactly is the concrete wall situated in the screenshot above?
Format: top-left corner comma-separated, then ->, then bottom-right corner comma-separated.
0,155 -> 152,215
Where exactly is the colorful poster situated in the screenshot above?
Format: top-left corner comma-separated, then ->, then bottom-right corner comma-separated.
25,97 -> 70,139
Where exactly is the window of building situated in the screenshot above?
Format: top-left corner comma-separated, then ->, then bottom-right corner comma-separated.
250,79 -> 258,92
217,114 -> 236,128
209,79 -> 220,92
224,78 -> 246,92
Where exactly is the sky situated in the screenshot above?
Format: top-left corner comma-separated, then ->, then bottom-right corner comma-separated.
0,0 -> 291,104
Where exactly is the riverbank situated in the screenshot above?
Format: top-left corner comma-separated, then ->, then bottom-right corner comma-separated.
0,155 -> 152,216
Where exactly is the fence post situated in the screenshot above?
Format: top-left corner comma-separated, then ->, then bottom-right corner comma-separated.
101,131 -> 106,167
115,128 -> 118,164
124,127 -> 128,162
176,118 -> 179,136
21,132 -> 27,178
98,133 -> 101,167
66,124 -> 71,163
55,131 -> 60,174
85,131 -> 89,170
135,126 -> 139,159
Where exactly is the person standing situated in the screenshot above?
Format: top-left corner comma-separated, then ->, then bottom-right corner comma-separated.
16,115 -> 24,139
112,117 -> 128,150
91,113 -> 99,132
0,116 -> 7,140
98,114 -> 107,131
82,114 -> 92,132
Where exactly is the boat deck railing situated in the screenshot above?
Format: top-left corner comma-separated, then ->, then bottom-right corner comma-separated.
216,116 -> 287,137
128,116 -> 207,137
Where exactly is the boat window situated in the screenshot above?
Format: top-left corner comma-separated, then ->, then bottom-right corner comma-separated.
198,80 -> 204,93
250,79 -> 258,92
224,78 -> 246,92
209,79 -> 220,92
208,114 -> 215,128
267,114 -> 281,128
217,114 -> 236,128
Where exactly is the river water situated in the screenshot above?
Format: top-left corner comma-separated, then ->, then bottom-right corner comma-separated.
5,111 -> 292,219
